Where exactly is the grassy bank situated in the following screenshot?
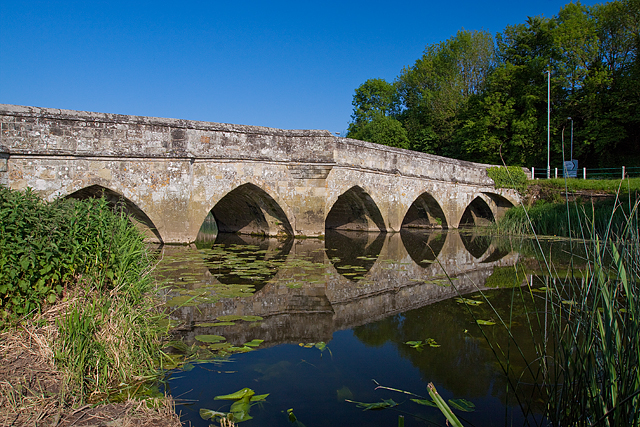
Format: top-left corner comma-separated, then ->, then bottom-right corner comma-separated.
489,173 -> 640,238
0,186 -> 179,425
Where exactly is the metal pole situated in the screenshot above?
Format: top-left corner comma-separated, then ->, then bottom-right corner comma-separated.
547,70 -> 551,179
570,118 -> 574,160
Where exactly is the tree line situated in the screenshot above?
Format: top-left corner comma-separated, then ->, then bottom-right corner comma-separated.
346,0 -> 640,168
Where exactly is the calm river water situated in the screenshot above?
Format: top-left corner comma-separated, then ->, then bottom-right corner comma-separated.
156,230 -> 575,426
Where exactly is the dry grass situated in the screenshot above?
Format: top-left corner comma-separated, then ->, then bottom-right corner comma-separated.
0,304 -> 182,427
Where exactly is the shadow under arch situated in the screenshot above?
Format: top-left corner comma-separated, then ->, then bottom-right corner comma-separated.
210,183 -> 293,236
459,196 -> 495,227
325,186 -> 386,232
400,229 -> 447,268
65,185 -> 162,242
402,192 -> 448,229
482,192 -> 515,222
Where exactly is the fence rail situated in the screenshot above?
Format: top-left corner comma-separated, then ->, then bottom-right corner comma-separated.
530,166 -> 640,180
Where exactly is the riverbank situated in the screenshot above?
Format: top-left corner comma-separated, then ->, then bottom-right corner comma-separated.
0,187 -> 182,426
493,177 -> 640,237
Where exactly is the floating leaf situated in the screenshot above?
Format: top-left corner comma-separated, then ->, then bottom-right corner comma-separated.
411,398 -> 438,407
217,315 -> 243,322
426,338 -> 441,348
347,398 -> 398,410
455,298 -> 484,306
195,334 -> 226,343
199,408 -> 227,420
244,339 -> 264,347
240,315 -> 264,322
448,398 -> 475,412
215,388 -> 255,400
476,320 -> 496,326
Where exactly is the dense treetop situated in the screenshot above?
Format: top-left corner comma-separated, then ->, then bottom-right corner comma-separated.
347,0 -> 640,168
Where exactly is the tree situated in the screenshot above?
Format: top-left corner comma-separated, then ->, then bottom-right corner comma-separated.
347,78 -> 400,139
348,113 -> 409,150
396,29 -> 495,156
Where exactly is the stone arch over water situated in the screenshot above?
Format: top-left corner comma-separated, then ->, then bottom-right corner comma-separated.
459,196 -> 495,227
402,192 -> 448,229
325,185 -> 386,232
65,184 -> 162,242
207,182 -> 294,236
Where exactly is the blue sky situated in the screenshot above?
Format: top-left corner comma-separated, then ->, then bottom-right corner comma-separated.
1,0 -> 602,134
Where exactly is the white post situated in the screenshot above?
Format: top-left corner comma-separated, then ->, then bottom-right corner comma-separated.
583,167 -> 587,179
531,167 -> 534,179
622,166 -> 626,179
555,168 -> 558,179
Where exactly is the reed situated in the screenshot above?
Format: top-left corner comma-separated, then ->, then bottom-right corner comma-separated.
483,178 -> 640,425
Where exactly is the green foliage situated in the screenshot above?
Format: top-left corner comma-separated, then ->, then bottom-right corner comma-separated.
0,186 -> 165,401
495,197 -> 636,238
348,0 -> 640,168
0,186 -> 150,320
348,113 -> 409,149
486,166 -> 528,194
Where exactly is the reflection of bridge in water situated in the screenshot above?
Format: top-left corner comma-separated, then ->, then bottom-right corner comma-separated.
167,230 -> 519,346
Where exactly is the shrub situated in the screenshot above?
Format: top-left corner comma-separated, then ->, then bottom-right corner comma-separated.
0,186 -> 151,321
486,166 -> 528,195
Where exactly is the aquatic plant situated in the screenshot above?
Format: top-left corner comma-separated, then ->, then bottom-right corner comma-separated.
478,179 -> 640,425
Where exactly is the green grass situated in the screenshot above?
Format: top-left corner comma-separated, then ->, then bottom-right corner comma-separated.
533,177 -> 640,194
0,186 -> 168,403
493,197 -> 637,238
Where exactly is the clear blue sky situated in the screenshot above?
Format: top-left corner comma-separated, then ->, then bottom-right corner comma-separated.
1,0 -> 602,134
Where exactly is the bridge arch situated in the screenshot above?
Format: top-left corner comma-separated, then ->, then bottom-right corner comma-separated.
459,196 -> 495,227
401,192 -> 448,229
325,185 -> 386,232
481,192 -> 516,222
201,182 -> 294,237
64,184 -> 163,242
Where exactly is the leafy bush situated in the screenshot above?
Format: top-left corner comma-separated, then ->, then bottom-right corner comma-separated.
486,166 -> 528,194
0,186 -> 150,320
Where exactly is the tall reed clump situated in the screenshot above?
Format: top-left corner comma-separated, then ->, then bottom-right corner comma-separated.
536,198 -> 640,426
0,186 -> 166,402
485,189 -> 640,425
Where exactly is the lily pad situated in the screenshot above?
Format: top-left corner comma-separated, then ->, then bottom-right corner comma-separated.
476,320 -> 496,326
195,334 -> 226,343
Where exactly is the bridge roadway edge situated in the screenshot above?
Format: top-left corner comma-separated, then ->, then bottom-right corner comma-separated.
0,104 -> 522,243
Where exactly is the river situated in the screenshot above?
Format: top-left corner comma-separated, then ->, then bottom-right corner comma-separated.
155,230 -> 574,426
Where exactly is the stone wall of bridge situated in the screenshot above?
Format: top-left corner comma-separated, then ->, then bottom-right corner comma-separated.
0,104 -> 521,243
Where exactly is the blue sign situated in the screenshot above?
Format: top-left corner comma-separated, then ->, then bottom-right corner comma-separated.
564,159 -> 578,178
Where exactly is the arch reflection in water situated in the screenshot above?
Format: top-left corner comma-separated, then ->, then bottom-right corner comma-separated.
198,233 -> 293,293
400,228 -> 447,268
325,229 -> 385,281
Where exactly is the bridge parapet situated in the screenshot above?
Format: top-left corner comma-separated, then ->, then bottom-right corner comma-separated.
0,104 -> 335,163
333,137 -> 494,187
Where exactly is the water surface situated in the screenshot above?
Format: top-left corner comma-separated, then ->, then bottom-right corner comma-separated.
157,230 -> 571,426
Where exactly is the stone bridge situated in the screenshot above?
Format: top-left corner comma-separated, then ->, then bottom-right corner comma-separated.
0,104 -> 520,243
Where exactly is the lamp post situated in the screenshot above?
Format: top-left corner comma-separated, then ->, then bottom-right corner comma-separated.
568,117 -> 574,160
546,69 -> 551,179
